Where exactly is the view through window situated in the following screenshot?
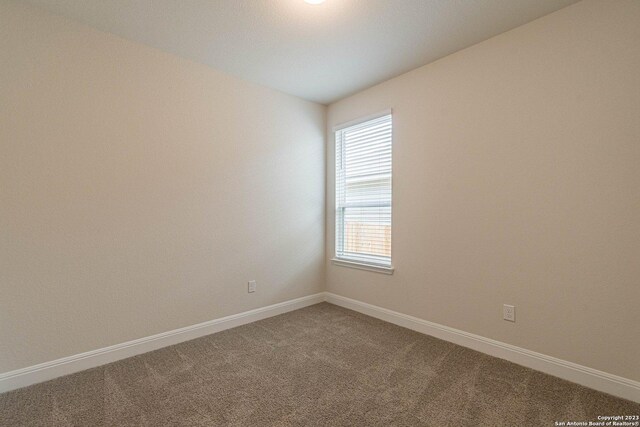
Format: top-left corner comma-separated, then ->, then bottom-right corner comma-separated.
335,113 -> 392,267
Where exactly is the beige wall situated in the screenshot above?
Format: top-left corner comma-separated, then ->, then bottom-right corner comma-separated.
326,0 -> 640,381
0,1 -> 325,373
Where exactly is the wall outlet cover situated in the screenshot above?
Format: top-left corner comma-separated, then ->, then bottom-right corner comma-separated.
503,304 -> 515,322
248,280 -> 256,293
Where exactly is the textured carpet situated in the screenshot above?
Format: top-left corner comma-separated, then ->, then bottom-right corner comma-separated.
1,303 -> 638,426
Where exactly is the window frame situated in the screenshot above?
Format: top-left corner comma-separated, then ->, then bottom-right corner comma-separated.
332,109 -> 394,275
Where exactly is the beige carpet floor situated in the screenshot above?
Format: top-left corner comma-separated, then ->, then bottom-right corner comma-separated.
1,302 -> 638,426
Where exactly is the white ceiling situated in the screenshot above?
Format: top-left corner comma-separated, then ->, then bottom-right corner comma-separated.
25,0 -> 579,104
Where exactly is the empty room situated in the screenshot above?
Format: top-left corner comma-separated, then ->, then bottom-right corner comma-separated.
1,0 -> 639,425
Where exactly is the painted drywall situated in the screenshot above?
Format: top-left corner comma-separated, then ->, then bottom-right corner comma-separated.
326,0 -> 640,382
24,0 -> 579,104
0,1 -> 325,373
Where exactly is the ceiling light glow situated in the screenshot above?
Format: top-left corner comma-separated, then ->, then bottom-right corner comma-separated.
304,0 -> 325,4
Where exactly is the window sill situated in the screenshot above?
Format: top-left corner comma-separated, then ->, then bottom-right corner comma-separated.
331,258 -> 394,275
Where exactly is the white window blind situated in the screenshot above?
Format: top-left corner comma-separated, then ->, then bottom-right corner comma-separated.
335,113 -> 392,268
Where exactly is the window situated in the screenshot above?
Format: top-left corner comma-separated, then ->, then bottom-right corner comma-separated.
334,111 -> 393,273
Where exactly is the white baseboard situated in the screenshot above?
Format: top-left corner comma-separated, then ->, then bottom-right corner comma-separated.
2,291 -> 638,403
0,293 -> 325,393
325,292 -> 640,403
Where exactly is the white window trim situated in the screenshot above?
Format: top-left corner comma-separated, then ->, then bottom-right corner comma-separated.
333,108 -> 393,132
331,258 -> 394,275
333,109 -> 394,273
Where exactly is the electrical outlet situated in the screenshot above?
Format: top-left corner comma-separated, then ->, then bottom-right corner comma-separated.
248,280 -> 256,293
503,304 -> 515,322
